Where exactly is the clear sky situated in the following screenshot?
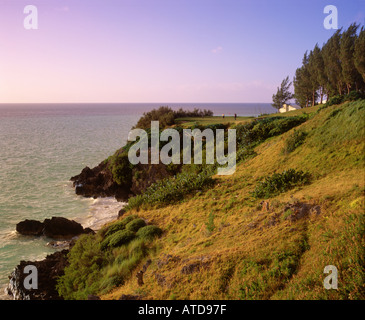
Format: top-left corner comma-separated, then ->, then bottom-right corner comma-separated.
0,0 -> 364,103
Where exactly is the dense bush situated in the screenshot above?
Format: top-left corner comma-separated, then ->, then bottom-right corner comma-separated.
136,225 -> 163,240
125,218 -> 147,232
109,152 -> 133,186
107,230 -> 136,248
326,95 -> 344,106
133,106 -> 213,130
343,91 -> 364,102
174,107 -> 213,118
122,116 -> 308,210
56,234 -> 109,300
236,115 -> 308,147
126,169 -> 215,210
57,215 -> 163,299
252,169 -> 311,198
317,93 -> 364,114
325,93 -> 363,106
282,130 -> 308,154
103,215 -> 137,238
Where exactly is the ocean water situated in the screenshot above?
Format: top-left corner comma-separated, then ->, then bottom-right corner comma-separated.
0,103 -> 273,299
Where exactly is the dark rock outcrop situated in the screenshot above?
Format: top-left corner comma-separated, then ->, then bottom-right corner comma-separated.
43,217 -> 83,239
70,149 -> 180,201
70,162 -> 130,201
118,208 -> 126,218
283,202 -> 321,222
16,220 -> 44,236
7,250 -> 68,300
16,217 -> 94,240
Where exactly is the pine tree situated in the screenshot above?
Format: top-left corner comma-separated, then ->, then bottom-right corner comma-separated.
312,44 -> 327,104
272,76 -> 294,110
294,52 -> 312,107
307,50 -> 320,105
340,23 -> 360,94
354,26 -> 365,84
322,29 -> 344,96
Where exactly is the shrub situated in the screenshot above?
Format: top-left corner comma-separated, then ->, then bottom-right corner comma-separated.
109,152 -> 133,186
136,225 -> 163,240
326,95 -> 344,106
100,236 -> 112,250
282,130 -> 307,154
103,221 -> 126,238
252,169 -> 311,199
107,230 -> 136,248
344,91 -> 364,102
103,215 -> 137,238
205,211 -> 215,233
56,234 -> 109,299
236,115 -> 308,147
125,169 -> 215,210
125,218 -> 147,232
236,146 -> 257,163
57,219 -> 163,299
133,106 -> 213,130
121,215 -> 138,225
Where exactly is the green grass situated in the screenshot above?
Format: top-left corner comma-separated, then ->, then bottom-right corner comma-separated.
61,100 -> 365,300
136,225 -> 163,241
175,116 -> 254,127
252,169 -> 311,199
282,130 -> 308,154
57,215 -> 163,299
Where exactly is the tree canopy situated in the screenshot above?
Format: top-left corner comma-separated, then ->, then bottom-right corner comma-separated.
272,76 -> 294,110
293,23 -> 365,108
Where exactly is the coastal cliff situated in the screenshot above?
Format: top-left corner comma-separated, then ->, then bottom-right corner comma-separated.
70,161 -> 130,201
7,100 -> 365,300
70,150 -> 178,202
7,250 -> 68,300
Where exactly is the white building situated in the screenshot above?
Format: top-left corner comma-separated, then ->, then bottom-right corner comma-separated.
279,104 -> 299,113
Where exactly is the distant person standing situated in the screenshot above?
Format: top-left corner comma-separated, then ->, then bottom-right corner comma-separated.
222,114 -> 225,119
234,113 -> 237,120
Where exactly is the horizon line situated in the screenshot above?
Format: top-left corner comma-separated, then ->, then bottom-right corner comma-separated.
0,101 -> 272,105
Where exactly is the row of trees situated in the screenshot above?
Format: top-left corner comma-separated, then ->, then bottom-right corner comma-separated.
272,23 -> 365,110
294,23 -> 365,108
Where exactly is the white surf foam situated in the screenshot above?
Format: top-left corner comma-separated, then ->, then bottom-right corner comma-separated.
75,197 -> 126,231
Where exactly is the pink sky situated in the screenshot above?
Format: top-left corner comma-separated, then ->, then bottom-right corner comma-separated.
0,0 -> 363,103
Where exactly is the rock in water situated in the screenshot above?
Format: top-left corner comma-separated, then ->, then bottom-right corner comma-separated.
16,217 -> 93,240
16,220 -> 44,236
43,217 -> 84,239
70,162 -> 130,201
7,250 -> 68,300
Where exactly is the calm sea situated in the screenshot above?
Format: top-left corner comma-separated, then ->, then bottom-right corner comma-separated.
0,102 -> 273,298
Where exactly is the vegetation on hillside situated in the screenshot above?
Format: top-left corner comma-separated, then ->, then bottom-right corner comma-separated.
293,24 -> 365,107
59,23 -> 365,300
132,106 -> 213,130
272,76 -> 294,110
102,99 -> 363,301
59,97 -> 365,300
56,215 -> 162,300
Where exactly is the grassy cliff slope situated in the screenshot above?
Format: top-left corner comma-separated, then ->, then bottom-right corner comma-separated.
61,100 -> 365,300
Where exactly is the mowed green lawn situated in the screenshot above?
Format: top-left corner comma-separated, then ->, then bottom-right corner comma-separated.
174,116 -> 254,127
175,105 -> 321,127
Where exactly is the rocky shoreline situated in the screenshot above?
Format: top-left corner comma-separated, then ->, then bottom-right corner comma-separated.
70,161 -> 130,201
16,216 -> 94,239
6,154 -> 170,300
7,216 -> 94,300
7,250 -> 69,300
6,157 -> 128,300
